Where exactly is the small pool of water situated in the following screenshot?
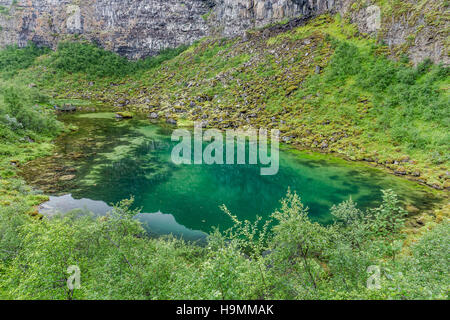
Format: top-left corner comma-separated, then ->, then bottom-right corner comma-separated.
22,112 -> 440,241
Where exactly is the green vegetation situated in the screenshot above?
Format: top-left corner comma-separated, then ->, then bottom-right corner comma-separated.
49,41 -> 188,77
0,43 -> 62,215
0,80 -> 62,219
0,43 -> 49,78
0,6 -> 9,15
0,13 -> 448,300
0,191 -> 447,299
299,39 -> 449,164
0,85 -> 61,139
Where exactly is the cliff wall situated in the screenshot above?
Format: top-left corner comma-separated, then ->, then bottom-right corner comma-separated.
0,0 -> 447,64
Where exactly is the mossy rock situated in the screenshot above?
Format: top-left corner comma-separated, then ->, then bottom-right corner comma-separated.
115,112 -> 134,119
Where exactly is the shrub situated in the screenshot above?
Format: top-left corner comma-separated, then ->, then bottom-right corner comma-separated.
50,42 -> 131,77
50,41 -> 188,77
0,86 -> 61,137
0,43 -> 49,78
324,39 -> 449,156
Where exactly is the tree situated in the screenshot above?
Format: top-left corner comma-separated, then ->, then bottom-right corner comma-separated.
269,189 -> 328,297
369,190 -> 407,261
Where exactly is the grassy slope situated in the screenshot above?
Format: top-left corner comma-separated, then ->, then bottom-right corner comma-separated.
0,77 -> 63,216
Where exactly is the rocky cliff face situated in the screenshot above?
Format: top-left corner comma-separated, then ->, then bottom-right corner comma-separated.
0,0 -> 447,64
0,0 -> 212,58
0,0 -> 336,59
209,0 -> 337,36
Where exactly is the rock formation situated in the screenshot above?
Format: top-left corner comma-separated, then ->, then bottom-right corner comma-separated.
0,0 -> 447,64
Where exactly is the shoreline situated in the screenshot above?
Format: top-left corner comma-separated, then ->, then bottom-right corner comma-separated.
18,108 -> 448,225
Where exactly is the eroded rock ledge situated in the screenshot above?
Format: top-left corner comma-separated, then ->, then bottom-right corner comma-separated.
0,0 -> 448,64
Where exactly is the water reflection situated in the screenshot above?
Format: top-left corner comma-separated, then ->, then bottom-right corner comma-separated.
24,113 -> 440,238
39,194 -> 207,242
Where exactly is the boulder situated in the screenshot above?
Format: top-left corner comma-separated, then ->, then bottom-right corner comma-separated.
115,112 -> 133,119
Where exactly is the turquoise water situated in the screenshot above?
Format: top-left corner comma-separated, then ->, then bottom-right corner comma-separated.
25,113 -> 438,241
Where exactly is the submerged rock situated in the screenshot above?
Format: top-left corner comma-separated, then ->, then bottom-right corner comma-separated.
115,112 -> 133,119
59,175 -> 76,181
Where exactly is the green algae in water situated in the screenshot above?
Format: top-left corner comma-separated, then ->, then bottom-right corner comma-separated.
76,112 -> 118,119
23,113 -> 441,238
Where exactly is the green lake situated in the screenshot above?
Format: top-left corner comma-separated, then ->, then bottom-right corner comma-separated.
22,112 -> 439,241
